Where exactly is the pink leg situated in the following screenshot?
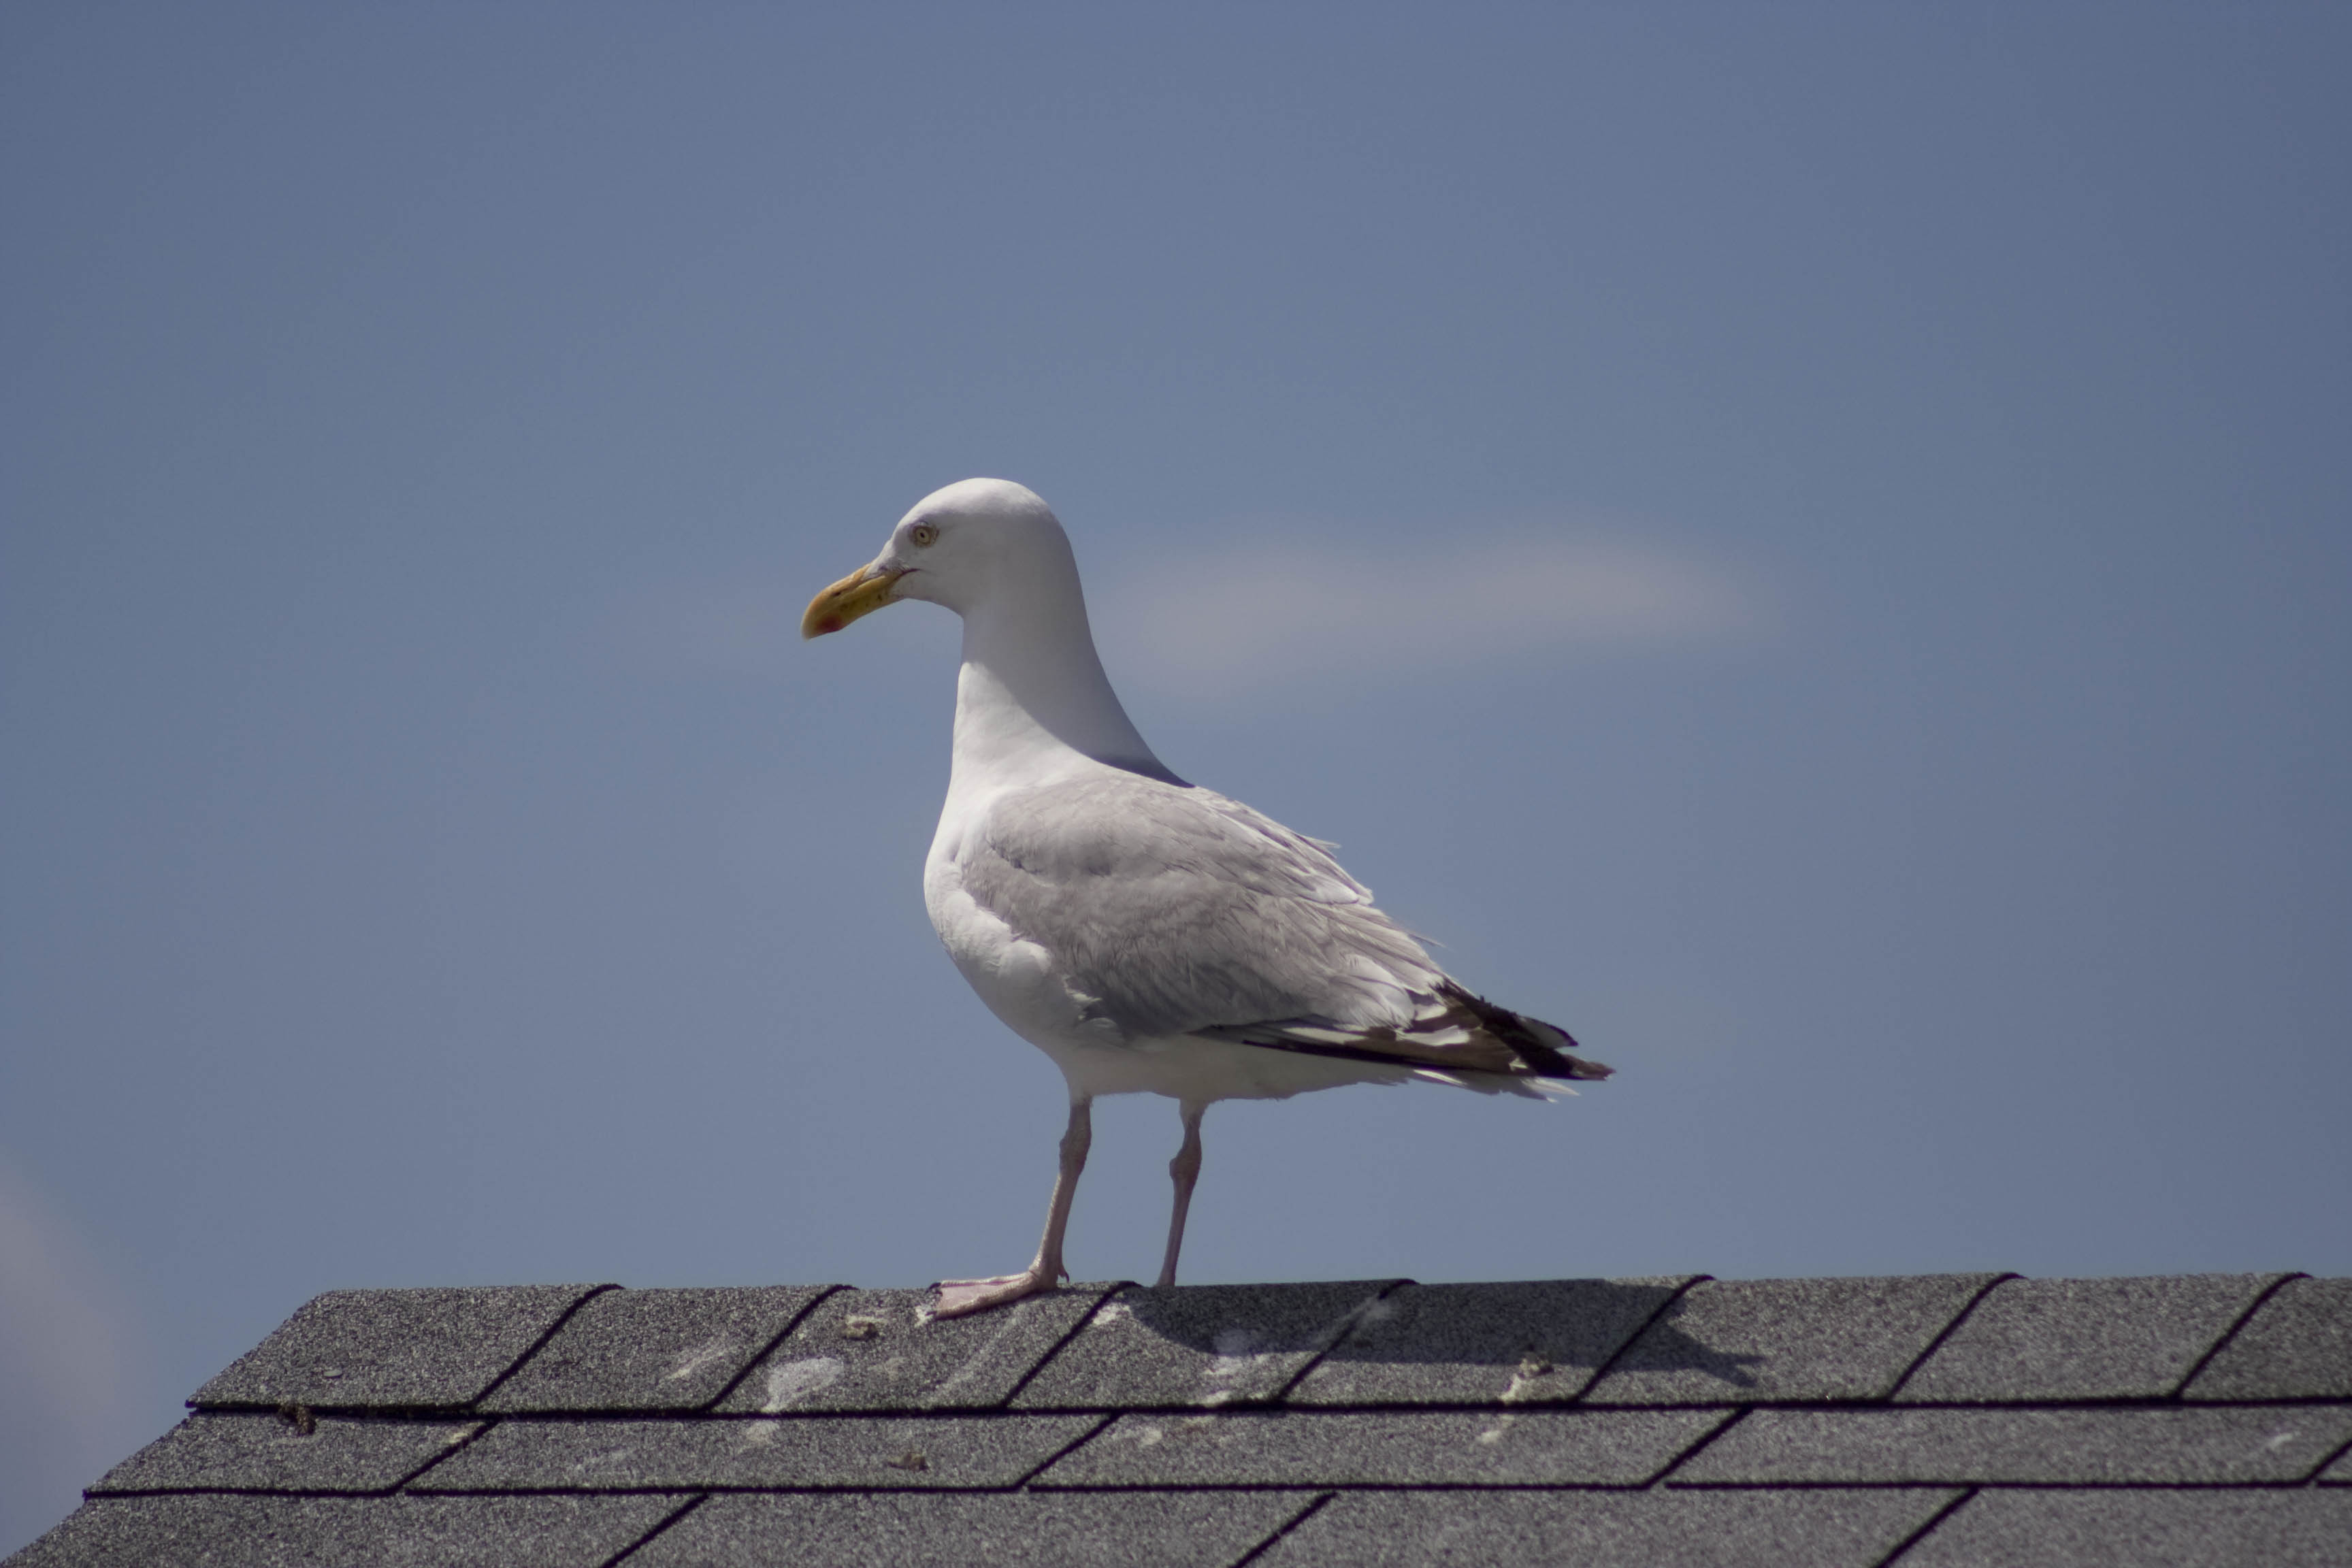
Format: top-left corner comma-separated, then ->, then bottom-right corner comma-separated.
934,1097 -> 1092,1318
1156,1102 -> 1206,1288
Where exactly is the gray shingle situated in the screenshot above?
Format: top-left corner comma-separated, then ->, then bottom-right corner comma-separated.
711,1284 -> 1120,1414
479,1286 -> 833,1413
1897,1274 -> 2285,1402
1011,1281 -> 1399,1409
1899,1488 -> 2352,1568
87,1414 -> 481,1496
1669,1405 -> 2352,1485
1256,1487 -> 1961,1568
5,1493 -> 684,1568
627,1490 -> 1320,1568
2184,1277 -> 2352,1402
1286,1277 -> 1695,1407
189,1286 -> 610,1411
22,1270 -> 2352,1567
412,1414 -> 1101,1491
1580,1275 -> 1999,1405
1032,1407 -> 1727,1488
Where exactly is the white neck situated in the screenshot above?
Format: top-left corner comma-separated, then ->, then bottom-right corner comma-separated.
947,567 -> 1172,794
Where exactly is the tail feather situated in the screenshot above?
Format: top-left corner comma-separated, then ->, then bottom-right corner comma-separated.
1194,981 -> 1612,1085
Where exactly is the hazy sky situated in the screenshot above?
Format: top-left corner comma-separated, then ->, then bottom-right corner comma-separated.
4,1 -> 2348,1549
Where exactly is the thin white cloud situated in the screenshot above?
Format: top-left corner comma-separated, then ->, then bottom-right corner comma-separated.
610,525 -> 1768,694
1094,528 -> 1769,691
0,1164 -> 151,1554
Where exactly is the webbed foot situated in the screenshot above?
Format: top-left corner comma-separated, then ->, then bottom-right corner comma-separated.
932,1269 -> 1056,1318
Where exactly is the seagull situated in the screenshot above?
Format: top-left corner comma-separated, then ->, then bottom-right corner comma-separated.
803,478 -> 1610,1316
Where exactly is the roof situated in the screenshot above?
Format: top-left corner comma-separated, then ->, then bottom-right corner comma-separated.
11,1272 -> 2351,1567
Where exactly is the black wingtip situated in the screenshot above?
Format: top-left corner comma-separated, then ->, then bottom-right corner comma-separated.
1439,981 -> 1610,1083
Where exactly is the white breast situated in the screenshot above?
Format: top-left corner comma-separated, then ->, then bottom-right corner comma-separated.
924,791 -> 1114,1056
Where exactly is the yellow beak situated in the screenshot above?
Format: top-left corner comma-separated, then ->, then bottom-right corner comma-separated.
802,563 -> 906,639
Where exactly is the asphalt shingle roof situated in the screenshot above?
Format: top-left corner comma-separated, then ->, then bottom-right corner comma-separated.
12,1272 -> 2351,1567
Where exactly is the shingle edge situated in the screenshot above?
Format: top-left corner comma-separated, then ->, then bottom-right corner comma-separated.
2170,1273 -> 2308,1399
1229,1492 -> 1336,1567
692,1286 -> 853,1412
598,1493 -> 709,1567
1874,1485 -> 1978,1565
1882,1275 -> 2019,1403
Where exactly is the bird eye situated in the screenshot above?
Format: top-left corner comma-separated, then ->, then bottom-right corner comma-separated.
909,523 -> 939,547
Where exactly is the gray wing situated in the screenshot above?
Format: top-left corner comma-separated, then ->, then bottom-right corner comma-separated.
959,771 -> 1610,1085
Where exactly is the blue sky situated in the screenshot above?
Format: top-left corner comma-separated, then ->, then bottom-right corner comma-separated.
3,1 -> 2348,1549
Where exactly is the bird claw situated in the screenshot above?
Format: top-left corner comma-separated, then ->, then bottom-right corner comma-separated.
932,1269 -> 1053,1318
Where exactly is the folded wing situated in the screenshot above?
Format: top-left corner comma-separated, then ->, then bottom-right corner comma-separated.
958,771 -> 1611,1090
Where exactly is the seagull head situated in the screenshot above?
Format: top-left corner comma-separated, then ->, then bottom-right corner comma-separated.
802,477 -> 1071,637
